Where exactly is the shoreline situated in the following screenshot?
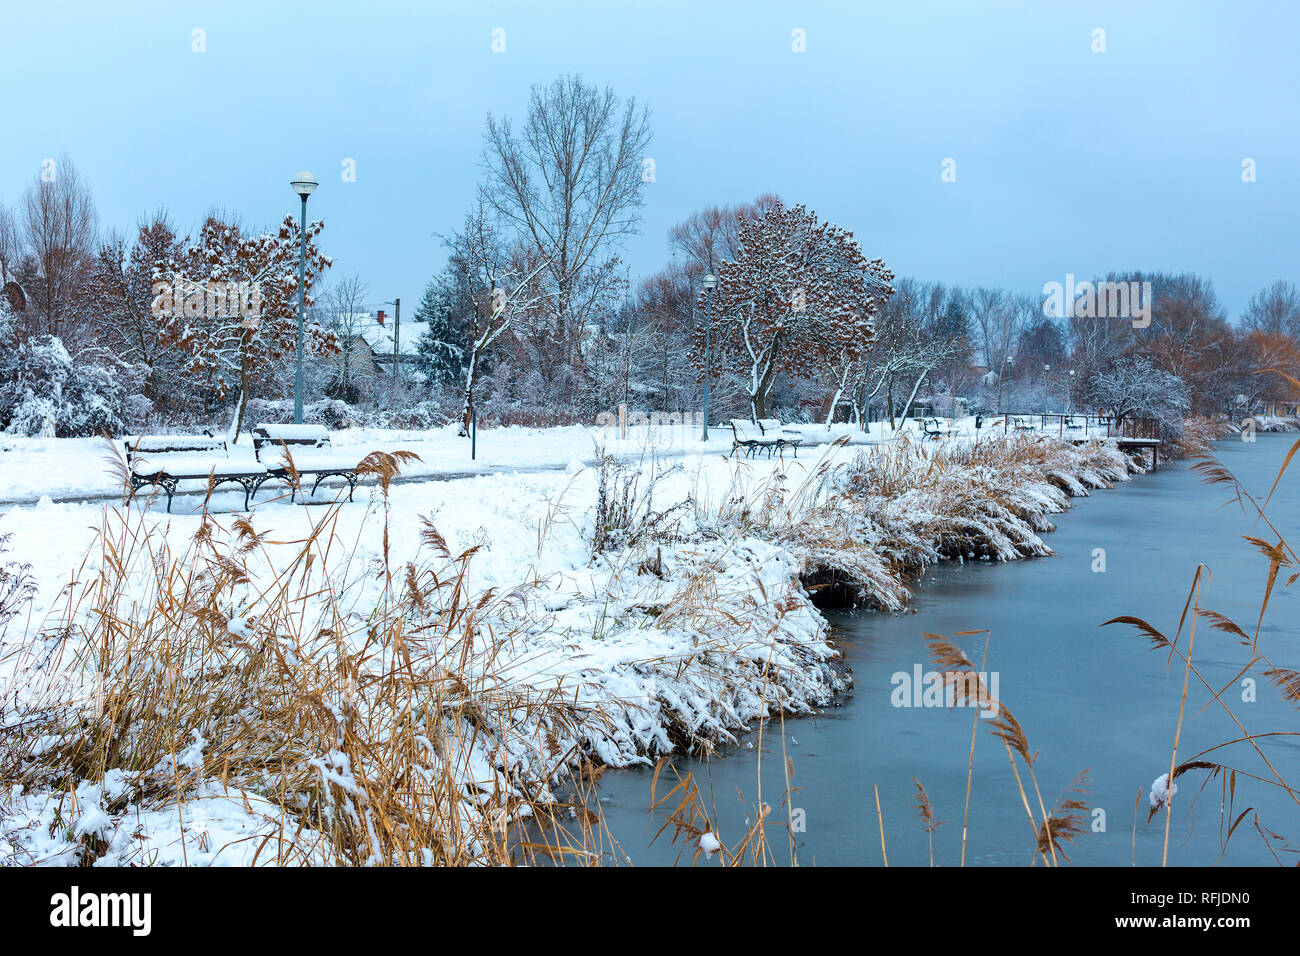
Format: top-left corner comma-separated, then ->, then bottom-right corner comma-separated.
0,425 -> 1225,865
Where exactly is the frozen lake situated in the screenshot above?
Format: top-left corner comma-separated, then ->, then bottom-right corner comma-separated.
592,434 -> 1300,865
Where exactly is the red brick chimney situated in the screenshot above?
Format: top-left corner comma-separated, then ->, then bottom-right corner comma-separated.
376,310 -> 386,325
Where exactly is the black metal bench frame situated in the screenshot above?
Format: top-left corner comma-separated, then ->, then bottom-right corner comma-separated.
125,436 -> 269,513
251,427 -> 360,503
729,420 -> 802,459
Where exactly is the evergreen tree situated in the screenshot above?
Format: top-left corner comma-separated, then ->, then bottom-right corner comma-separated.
412,274 -> 468,387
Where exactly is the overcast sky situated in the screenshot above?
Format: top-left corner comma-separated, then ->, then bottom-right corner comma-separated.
3,0 -> 1296,318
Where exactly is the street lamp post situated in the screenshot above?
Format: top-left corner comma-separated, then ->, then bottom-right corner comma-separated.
701,273 -> 716,441
290,171 -> 318,424
1000,355 -> 1013,413
381,298 -> 401,391
1043,363 -> 1051,419
1067,369 -> 1075,415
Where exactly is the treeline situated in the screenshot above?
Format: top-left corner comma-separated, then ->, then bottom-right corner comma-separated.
2,74 -> 1298,439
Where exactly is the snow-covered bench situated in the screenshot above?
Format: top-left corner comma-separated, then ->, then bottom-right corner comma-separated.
124,435 -> 268,513
921,417 -> 947,440
1011,416 -> 1036,431
251,424 -> 362,502
729,419 -> 803,458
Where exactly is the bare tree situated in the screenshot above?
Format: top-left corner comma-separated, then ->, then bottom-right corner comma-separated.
668,193 -> 781,273
968,287 -> 1028,411
324,273 -> 372,403
859,280 -> 965,427
1085,356 -> 1190,431
480,74 -> 652,377
0,203 -> 19,287
1241,280 -> 1300,338
445,203 -> 550,435
21,155 -> 98,340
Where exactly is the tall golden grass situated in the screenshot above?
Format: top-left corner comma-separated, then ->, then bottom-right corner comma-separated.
0,451 -> 609,865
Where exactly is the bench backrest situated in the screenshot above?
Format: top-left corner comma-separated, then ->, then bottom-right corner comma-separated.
755,418 -> 783,435
729,419 -> 765,442
124,435 -> 226,464
252,424 -> 331,454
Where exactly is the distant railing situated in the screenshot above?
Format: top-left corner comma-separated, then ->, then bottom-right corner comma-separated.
990,412 -> 1161,440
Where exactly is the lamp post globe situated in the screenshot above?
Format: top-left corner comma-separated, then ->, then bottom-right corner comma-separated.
290,172 -> 318,424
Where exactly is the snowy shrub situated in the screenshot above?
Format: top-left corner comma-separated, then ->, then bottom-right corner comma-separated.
239,397 -> 294,427
382,399 -> 450,430
0,335 -> 150,438
3,394 -> 60,438
240,397 -> 364,431
308,398 -> 363,430
589,450 -> 687,557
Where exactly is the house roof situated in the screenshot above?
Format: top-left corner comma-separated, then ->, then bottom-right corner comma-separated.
336,312 -> 427,357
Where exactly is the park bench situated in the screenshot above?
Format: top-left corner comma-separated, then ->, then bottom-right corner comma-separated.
252,424 -> 362,502
729,419 -> 803,458
756,418 -> 803,457
1011,416 -> 1036,431
920,417 -> 946,440
124,434 -> 268,513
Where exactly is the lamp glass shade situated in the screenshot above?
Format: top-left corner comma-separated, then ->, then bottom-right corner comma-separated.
702,274 -> 717,290
290,172 -> 319,197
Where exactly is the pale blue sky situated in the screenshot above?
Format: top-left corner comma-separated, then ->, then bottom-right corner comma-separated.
2,0 -> 1296,317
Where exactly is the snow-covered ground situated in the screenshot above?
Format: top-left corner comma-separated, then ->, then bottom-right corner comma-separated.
0,414 -> 1103,504
0,418 -> 1145,865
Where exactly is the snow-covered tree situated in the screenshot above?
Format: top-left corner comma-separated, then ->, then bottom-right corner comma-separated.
695,200 -> 891,421
86,216 -> 182,403
1084,356 -> 1190,430
435,205 -> 550,436
862,280 -> 966,427
411,276 -> 467,389
158,215 -> 335,441
0,330 -> 149,438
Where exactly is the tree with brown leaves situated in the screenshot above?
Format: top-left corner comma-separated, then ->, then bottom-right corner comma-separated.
158,215 -> 335,441
693,199 -> 891,421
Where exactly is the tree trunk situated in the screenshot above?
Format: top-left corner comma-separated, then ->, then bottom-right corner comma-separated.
458,352 -> 479,437
897,369 -> 929,426
228,342 -> 250,444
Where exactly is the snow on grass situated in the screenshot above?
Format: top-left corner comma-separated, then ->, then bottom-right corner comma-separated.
0,425 -> 1160,864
